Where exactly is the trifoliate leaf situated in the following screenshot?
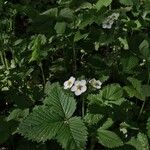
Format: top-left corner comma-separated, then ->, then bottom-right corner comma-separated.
18,83 -> 87,150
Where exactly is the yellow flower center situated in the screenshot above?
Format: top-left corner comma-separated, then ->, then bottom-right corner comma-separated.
67,81 -> 72,86
77,84 -> 83,90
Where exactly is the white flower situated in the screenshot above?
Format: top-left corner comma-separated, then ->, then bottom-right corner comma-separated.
102,13 -> 119,29
71,80 -> 87,96
64,76 -> 75,89
111,13 -> 120,20
120,128 -> 128,138
102,21 -> 113,29
89,78 -> 102,89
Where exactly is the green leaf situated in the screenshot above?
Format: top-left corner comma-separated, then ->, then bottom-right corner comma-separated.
78,2 -> 93,10
100,118 -> 114,130
124,77 -> 145,100
88,84 -> 124,106
119,0 -> 133,5
97,129 -> 123,148
18,106 -> 63,142
44,83 -> 76,119
127,137 -> 143,150
18,106 -> 87,149
59,8 -> 74,20
139,40 -> 150,59
142,85 -> 150,97
127,133 -> 149,150
18,84 -> 87,150
14,39 -> 23,46
137,133 -> 149,150
29,34 -> 47,62
95,0 -> 112,10
40,8 -> 58,17
118,37 -> 129,50
121,56 -> 139,72
54,22 -> 66,34
57,117 -> 88,150
74,31 -> 88,42
7,108 -> 29,121
84,113 -> 103,126
127,77 -> 142,93
79,13 -> 95,29
102,84 -> 123,101
147,117 -> 150,139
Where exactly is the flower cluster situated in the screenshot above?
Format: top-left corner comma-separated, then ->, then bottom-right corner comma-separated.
64,77 -> 102,96
102,13 -> 120,29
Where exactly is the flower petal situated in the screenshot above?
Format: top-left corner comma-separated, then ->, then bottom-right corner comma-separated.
75,90 -> 82,96
74,80 -> 80,85
69,76 -> 75,83
97,80 -> 102,86
81,85 -> 87,93
80,80 -> 86,85
71,85 -> 77,92
64,81 -> 69,89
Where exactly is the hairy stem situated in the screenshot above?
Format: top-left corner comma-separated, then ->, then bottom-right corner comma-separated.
0,51 -> 5,67
82,98 -> 85,118
138,64 -> 150,119
89,137 -> 96,150
39,62 -> 46,87
4,51 -> 9,69
73,40 -> 77,75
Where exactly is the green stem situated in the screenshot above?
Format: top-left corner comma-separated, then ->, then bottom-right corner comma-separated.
138,100 -> 146,119
73,20 -> 77,75
148,65 -> 150,85
138,64 -> 150,119
73,39 -> 77,75
0,51 -> 5,67
39,62 -> 46,87
10,137 -> 15,150
82,98 -> 85,118
90,137 -> 96,150
4,51 -> 9,69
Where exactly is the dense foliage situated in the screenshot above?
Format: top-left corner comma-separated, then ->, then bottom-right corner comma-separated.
0,0 -> 150,149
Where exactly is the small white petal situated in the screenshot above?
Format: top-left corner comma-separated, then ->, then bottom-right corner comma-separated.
102,22 -> 113,29
102,24 -> 106,28
97,80 -> 102,85
89,78 -> 96,84
75,90 -> 82,96
64,81 -> 68,87
95,85 -> 101,89
63,76 -> 75,89
81,85 -> 87,93
74,80 -> 80,85
70,76 -> 75,83
71,85 -> 77,92
64,81 -> 69,89
107,24 -> 112,29
80,80 -> 86,85
112,13 -> 120,20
